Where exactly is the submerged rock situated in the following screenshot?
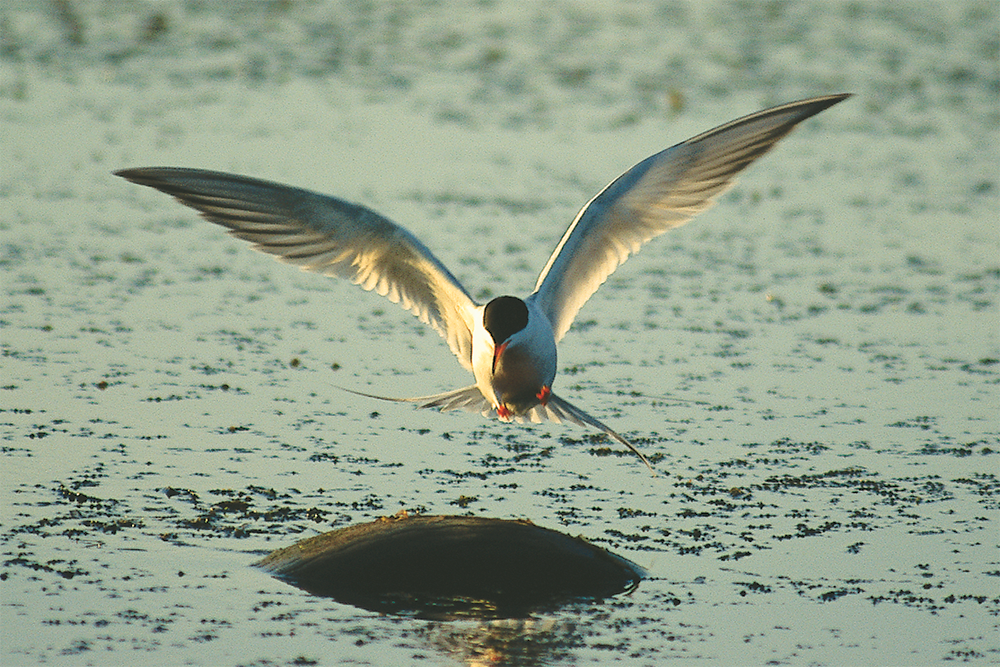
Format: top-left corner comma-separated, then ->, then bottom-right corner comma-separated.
255,513 -> 645,620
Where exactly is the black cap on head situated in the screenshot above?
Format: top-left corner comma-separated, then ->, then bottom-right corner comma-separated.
483,296 -> 529,344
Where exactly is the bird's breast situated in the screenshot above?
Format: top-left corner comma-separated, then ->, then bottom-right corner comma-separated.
491,340 -> 556,415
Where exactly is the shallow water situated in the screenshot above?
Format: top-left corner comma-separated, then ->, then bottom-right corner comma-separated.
2,1 -> 998,665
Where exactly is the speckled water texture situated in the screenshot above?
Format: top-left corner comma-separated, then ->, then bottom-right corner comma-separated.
2,1 -> 998,665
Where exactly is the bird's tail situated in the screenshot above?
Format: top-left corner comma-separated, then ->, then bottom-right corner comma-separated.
532,393 -> 655,473
342,385 -> 655,473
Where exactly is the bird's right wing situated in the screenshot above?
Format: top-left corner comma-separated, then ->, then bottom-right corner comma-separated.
116,168 -> 479,369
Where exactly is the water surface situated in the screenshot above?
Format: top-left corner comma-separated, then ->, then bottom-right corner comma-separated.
2,2 -> 998,665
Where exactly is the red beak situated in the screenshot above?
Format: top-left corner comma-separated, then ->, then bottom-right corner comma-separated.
492,340 -> 508,373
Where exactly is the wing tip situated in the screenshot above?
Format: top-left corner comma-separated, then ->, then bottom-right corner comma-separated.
114,166 -> 154,185
792,92 -> 852,120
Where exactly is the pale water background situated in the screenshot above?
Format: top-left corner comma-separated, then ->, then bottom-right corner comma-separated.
2,1 -> 998,665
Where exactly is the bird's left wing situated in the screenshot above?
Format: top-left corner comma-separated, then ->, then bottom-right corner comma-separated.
116,168 -> 479,369
530,93 -> 850,341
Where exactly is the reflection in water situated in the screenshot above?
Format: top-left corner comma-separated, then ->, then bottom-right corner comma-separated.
422,618 -> 583,667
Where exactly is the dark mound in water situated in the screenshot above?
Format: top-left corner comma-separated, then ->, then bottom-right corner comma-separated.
255,513 -> 645,620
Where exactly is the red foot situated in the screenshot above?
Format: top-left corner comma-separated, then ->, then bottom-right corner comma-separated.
497,405 -> 512,419
536,385 -> 551,405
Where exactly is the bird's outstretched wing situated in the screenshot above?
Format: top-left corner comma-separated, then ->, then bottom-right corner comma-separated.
530,93 -> 850,341
116,168 -> 479,369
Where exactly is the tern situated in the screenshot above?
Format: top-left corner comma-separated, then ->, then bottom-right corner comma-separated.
117,93 -> 849,471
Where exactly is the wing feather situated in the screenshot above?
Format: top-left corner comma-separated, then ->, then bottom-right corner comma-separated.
116,167 -> 479,369
531,93 -> 850,341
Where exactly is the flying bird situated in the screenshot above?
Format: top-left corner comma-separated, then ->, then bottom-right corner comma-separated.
117,93 -> 849,471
